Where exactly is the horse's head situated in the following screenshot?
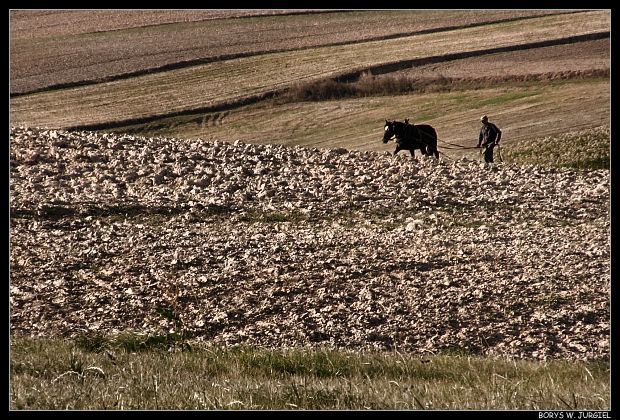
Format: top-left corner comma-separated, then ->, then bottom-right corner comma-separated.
383,120 -> 395,143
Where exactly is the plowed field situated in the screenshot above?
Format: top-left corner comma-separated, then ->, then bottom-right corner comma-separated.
10,10 -> 558,94
10,11 -> 609,131
9,127 -> 610,361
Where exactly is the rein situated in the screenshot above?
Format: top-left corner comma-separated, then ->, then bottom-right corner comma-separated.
436,138 -> 479,150
395,123 -> 475,149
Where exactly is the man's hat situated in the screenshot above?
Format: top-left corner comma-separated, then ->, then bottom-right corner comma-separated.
480,115 -> 488,122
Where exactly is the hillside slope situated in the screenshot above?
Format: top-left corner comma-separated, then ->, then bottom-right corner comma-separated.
9,11 -> 609,130
9,127 -> 609,361
10,10 -> 559,95
128,78 -> 609,156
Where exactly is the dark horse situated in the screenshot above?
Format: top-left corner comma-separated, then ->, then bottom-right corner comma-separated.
383,119 -> 439,158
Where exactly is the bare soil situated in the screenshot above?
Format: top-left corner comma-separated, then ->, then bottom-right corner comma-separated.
10,10 -> 560,95
386,38 -> 609,80
9,10 -> 322,39
10,127 -> 610,361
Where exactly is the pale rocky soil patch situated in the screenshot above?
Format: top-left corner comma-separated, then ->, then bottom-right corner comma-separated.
9,127 -> 609,361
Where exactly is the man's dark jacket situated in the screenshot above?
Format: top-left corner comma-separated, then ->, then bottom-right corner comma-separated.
478,122 -> 502,147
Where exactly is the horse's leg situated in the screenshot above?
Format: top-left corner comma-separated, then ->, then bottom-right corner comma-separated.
429,145 -> 439,158
409,149 -> 415,157
394,146 -> 401,155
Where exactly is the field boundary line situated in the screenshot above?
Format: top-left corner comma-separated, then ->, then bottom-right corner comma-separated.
78,10 -> 350,36
334,31 -> 609,82
10,12 -> 577,98
64,32 -> 610,132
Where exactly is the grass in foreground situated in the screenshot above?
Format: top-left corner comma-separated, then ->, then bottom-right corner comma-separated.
10,335 -> 609,410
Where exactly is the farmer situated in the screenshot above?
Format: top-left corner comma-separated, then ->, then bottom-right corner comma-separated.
477,115 -> 502,163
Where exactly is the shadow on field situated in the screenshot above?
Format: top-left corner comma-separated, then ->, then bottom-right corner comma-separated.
10,202 -> 241,222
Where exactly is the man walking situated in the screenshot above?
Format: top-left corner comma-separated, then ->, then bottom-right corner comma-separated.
477,115 -> 502,163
